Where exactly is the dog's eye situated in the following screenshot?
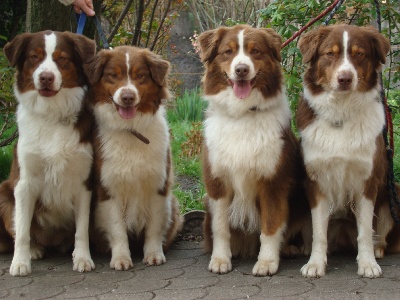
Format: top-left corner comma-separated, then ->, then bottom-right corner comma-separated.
224,49 -> 233,55
356,52 -> 365,58
326,52 -> 334,57
250,48 -> 260,55
30,54 -> 39,63
136,74 -> 144,79
57,56 -> 68,63
108,73 -> 118,79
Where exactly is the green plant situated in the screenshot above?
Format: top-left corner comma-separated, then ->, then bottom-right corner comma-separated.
168,101 -> 205,213
168,88 -> 208,122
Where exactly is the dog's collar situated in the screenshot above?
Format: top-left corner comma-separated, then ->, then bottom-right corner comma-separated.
129,130 -> 150,144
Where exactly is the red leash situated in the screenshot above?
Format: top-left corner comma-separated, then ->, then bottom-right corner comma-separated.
281,0 -> 343,48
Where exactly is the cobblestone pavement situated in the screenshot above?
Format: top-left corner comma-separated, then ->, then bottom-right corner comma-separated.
1,239 -> 400,300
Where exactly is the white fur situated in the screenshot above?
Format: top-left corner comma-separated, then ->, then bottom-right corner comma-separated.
300,33 -> 385,277
205,88 -> 290,233
111,52 -> 140,107
32,34 -> 63,91
10,34 -> 94,276
332,31 -> 358,91
301,86 -> 384,212
94,102 -> 173,269
253,226 -> 286,276
228,30 -> 256,80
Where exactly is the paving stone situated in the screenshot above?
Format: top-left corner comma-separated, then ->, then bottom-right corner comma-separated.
0,242 -> 400,300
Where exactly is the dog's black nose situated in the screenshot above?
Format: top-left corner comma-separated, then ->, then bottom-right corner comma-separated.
338,71 -> 353,89
121,92 -> 135,106
235,64 -> 249,78
39,72 -> 55,85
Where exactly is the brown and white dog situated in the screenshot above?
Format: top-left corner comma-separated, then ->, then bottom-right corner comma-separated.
0,31 -> 96,276
199,25 -> 310,276
297,24 -> 400,278
87,46 -> 182,270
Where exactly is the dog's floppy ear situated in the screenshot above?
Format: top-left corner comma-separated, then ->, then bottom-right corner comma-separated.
86,49 -> 110,85
3,33 -> 34,69
298,26 -> 330,64
260,28 -> 282,62
362,26 -> 390,65
63,31 -> 96,65
198,28 -> 225,63
146,50 -> 170,87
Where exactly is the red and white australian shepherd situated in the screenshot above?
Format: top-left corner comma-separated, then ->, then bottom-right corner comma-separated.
87,46 -> 182,270
297,24 -> 400,278
199,25 -> 310,276
0,31 -> 96,276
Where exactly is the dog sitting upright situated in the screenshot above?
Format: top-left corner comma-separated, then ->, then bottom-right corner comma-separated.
296,24 -> 400,278
0,31 -> 96,276
87,46 -> 182,270
199,25 -> 310,276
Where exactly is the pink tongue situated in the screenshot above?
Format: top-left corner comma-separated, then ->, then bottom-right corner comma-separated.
118,106 -> 137,119
233,80 -> 252,99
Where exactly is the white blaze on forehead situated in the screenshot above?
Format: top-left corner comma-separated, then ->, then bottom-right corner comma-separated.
112,51 -> 139,106
333,30 -> 358,90
229,29 -> 256,80
33,32 -> 62,90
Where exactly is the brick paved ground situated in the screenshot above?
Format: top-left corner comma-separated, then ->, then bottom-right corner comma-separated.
1,239 -> 400,299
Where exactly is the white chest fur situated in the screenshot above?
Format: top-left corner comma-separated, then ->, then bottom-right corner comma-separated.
301,87 -> 385,209
204,89 -> 291,232
95,106 -> 170,230
16,88 -> 92,226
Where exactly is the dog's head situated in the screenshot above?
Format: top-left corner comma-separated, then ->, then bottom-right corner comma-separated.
198,25 -> 283,99
298,24 -> 390,94
4,31 -> 95,98
87,46 -> 170,119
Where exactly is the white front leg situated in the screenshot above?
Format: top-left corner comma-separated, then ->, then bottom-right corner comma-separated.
301,198 -> 330,278
72,186 -> 95,272
208,196 -> 232,274
355,196 -> 382,278
143,194 -> 170,266
96,199 -> 133,270
253,226 -> 285,276
10,179 -> 40,276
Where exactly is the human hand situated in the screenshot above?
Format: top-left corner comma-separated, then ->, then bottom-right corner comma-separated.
73,0 -> 95,16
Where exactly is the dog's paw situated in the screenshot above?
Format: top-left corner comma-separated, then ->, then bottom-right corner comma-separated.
110,255 -> 133,271
358,260 -> 382,278
10,259 -> 31,276
208,257 -> 232,274
73,256 -> 95,273
30,245 -> 45,260
143,252 -> 166,266
374,246 -> 385,259
252,259 -> 279,276
301,261 -> 326,278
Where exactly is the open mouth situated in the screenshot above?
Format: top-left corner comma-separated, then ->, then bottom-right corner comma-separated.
228,78 -> 256,99
115,103 -> 137,119
39,88 -> 58,97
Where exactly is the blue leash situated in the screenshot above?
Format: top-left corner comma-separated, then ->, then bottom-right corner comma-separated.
75,12 -> 110,49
